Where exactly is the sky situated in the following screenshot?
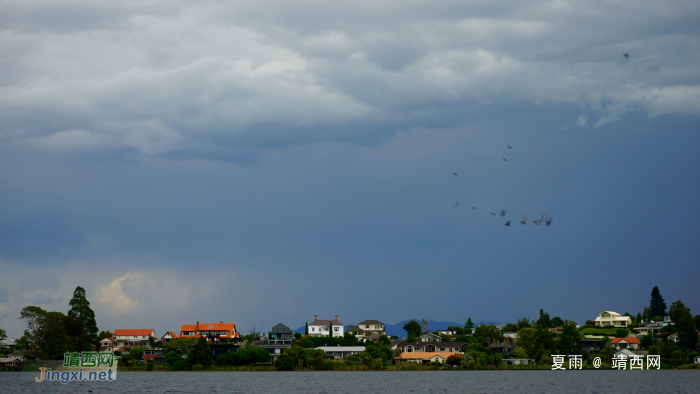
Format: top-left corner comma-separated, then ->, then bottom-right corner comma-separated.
1,0 -> 699,339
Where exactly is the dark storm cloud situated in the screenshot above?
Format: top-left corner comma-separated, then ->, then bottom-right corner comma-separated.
1,0 -> 699,337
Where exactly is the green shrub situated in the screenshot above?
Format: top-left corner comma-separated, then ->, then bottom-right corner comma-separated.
319,361 -> 335,370
170,359 -> 190,371
146,363 -> 153,371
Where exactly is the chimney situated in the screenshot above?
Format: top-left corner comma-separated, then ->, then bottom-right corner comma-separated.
335,315 -> 338,321
220,321 -> 223,324
314,315 -> 317,321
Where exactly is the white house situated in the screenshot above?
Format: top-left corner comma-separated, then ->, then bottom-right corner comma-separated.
113,329 -> 156,349
611,337 -> 640,350
308,315 -> 344,337
595,311 -> 632,327
317,346 -> 365,359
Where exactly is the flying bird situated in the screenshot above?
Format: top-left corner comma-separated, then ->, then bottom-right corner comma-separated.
490,212 -> 496,215
503,158 -> 507,162
504,221 -> 511,226
454,173 -> 458,176
520,220 -> 526,225
470,206 -> 476,210
546,218 -> 553,227
623,52 -> 629,58
500,210 -> 506,217
508,145 -> 512,149
523,215 -> 529,221
453,203 -> 460,209
532,219 -> 541,225
542,213 -> 548,220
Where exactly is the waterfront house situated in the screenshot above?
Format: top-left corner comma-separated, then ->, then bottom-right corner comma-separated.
317,346 -> 365,359
143,348 -> 166,364
0,339 -> 16,352
0,357 -> 22,370
267,323 -> 293,345
502,358 -> 535,365
594,311 -> 632,327
633,325 -> 663,336
179,321 -> 240,343
579,338 -> 604,352
161,331 -> 178,344
309,315 -> 344,337
694,356 -> 700,364
400,342 -> 467,353
488,342 -> 516,356
611,337 -> 639,350
395,352 -> 459,364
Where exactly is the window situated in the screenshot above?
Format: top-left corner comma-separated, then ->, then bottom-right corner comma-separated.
312,328 -> 315,332
334,327 -> 339,332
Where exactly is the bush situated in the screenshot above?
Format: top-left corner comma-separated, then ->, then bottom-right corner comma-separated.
615,329 -> 629,337
319,361 -> 335,370
146,362 -> 153,371
170,359 -> 190,371
275,353 -> 295,371
113,351 -> 122,356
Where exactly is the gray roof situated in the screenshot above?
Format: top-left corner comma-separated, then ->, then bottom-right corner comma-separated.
317,346 -> 366,352
310,319 -> 343,326
488,343 -> 517,348
271,323 -> 292,333
404,342 -> 466,348
346,325 -> 361,333
358,320 -> 384,325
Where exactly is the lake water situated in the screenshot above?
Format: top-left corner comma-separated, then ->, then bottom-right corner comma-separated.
1,370 -> 698,393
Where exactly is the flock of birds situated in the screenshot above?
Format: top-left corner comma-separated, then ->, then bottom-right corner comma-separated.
451,145 -> 553,228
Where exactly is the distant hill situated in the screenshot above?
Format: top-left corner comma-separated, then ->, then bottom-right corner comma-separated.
293,319 -> 497,338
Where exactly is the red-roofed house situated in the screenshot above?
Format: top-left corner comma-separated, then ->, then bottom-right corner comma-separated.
179,321 -> 240,343
113,329 -> 156,349
99,338 -> 113,351
611,337 -> 639,350
161,331 -> 178,344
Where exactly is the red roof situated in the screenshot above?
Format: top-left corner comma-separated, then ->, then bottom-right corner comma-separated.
163,331 -> 178,339
179,322 -> 238,338
611,337 -> 639,344
113,329 -> 155,336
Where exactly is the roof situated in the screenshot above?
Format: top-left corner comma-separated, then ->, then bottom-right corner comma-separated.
488,343 -> 517,348
100,338 -> 113,342
162,331 -> 178,339
367,333 -> 380,339
614,348 -> 637,357
0,358 -> 22,363
395,352 -> 460,360
358,320 -> 384,325
600,311 -> 621,316
346,325 -> 361,333
271,323 -> 292,333
310,319 -> 343,326
317,346 -> 366,352
404,342 -> 466,348
180,323 -> 238,338
113,329 -> 155,336
611,337 -> 639,344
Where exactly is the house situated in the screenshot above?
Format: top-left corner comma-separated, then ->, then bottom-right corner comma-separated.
267,323 -> 293,345
0,339 -> 16,352
502,332 -> 518,342
179,321 -> 240,343
0,357 -> 23,370
400,342 -> 466,354
633,325 -> 663,336
418,333 -> 442,342
667,333 -> 679,343
694,356 -> 700,364
161,331 -> 178,344
611,337 -> 639,350
346,320 -> 386,341
614,348 -> 638,358
113,329 -> 156,349
502,358 -> 535,365
99,338 -> 113,351
6,350 -> 37,362
143,348 -> 166,364
317,346 -> 365,359
595,311 -> 632,327
308,315 -> 344,338
488,343 -> 516,356
395,352 -> 459,364
579,339 -> 604,352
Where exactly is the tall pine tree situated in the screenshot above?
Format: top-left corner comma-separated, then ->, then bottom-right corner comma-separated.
648,286 -> 667,318
68,286 -> 98,346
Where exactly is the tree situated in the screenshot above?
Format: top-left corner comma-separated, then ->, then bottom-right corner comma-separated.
294,332 -> 302,341
343,331 -> 359,346
305,322 -> 309,335
473,325 -> 500,343
550,317 -> 564,328
328,321 -> 333,338
465,318 -> 475,331
636,312 -> 642,325
648,286 -> 667,318
419,319 -> 431,334
446,353 -> 462,366
517,317 -> 531,329
615,328 -> 629,337
512,346 -> 529,359
98,330 -> 113,341
558,323 -> 581,355
403,320 -> 421,338
516,328 -> 537,359
0,328 -> 6,340
537,309 -> 551,328
166,337 -> 198,357
67,286 -> 98,346
694,315 -> 700,331
188,336 -> 213,367
668,300 -> 698,350
377,334 -> 391,347
500,323 -> 518,333
19,306 -> 47,353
